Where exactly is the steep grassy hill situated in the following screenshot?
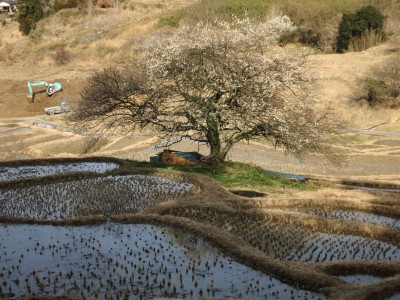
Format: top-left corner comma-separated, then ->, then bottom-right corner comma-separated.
0,0 -> 194,67
1,0 -> 399,67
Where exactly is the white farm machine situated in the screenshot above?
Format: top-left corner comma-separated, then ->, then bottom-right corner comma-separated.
44,102 -> 70,115
27,81 -> 62,103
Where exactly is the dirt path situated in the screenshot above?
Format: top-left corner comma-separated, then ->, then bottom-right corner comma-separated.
345,129 -> 400,137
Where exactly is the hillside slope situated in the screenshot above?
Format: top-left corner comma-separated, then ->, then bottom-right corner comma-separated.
310,41 -> 400,131
1,31 -> 398,129
0,0 -> 193,117
0,0 -> 399,174
1,0 -> 399,127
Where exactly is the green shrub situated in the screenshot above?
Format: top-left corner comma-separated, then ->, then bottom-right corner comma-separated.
361,55 -> 400,107
363,78 -> 387,103
355,5 -> 385,30
212,0 -> 276,20
53,0 -> 81,11
156,9 -> 186,28
56,7 -> 77,17
185,0 -> 276,23
17,0 -> 44,35
298,27 -> 322,49
337,5 -> 385,52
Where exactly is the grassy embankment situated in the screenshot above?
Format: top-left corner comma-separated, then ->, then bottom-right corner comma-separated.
0,156 -> 309,194
121,160 -> 308,194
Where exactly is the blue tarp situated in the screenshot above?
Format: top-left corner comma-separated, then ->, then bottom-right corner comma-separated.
264,169 -> 307,181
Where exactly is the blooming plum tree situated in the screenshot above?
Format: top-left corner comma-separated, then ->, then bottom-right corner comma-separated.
72,16 -> 339,162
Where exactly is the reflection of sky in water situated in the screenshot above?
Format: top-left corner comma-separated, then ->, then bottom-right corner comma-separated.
298,209 -> 400,229
0,223 -> 325,300
386,293 -> 400,300
0,162 -> 120,182
339,274 -> 383,284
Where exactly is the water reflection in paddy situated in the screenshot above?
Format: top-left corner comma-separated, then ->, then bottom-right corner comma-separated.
0,162 -> 120,182
0,223 -> 324,299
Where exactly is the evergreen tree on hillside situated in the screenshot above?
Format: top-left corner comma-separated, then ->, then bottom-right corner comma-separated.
337,5 -> 385,52
17,0 -> 43,35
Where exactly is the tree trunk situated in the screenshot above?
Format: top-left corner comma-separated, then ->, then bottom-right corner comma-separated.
206,116 -> 224,162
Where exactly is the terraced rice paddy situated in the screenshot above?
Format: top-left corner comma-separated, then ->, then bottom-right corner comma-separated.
0,159 -> 399,299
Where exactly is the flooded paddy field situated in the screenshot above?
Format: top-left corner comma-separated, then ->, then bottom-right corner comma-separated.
296,209 -> 400,229
0,223 -> 324,299
338,274 -> 383,284
0,158 -> 400,299
0,175 -> 193,220
167,208 -> 400,262
0,162 -> 120,182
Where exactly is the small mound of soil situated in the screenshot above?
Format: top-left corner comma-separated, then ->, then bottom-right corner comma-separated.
231,190 -> 267,198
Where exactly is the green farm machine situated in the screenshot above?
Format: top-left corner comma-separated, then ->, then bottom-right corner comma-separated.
27,81 -> 62,103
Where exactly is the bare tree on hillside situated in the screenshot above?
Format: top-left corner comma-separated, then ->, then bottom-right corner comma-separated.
71,16 -> 340,163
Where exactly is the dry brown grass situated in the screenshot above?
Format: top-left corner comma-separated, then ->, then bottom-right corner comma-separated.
0,48 -> 7,61
316,260 -> 400,277
0,0 -> 194,68
252,187 -> 400,227
324,274 -> 400,300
